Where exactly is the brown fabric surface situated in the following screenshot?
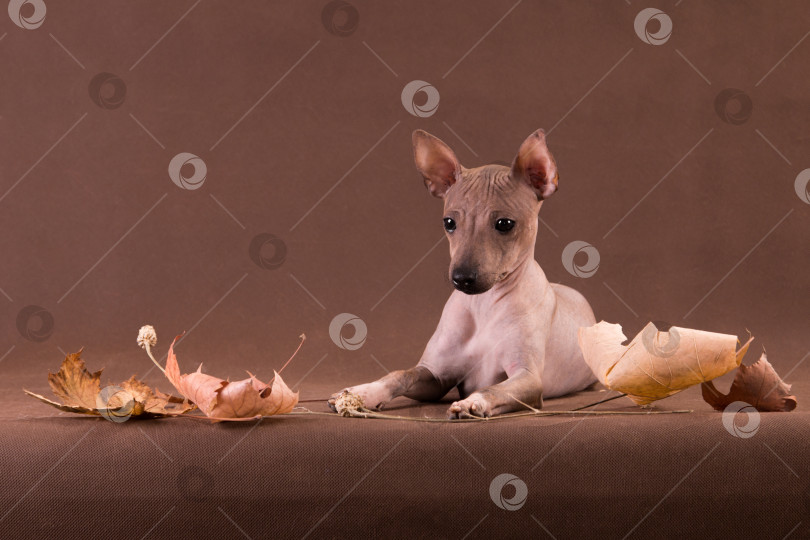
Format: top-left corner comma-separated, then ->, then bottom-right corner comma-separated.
4,384 -> 810,539
1,0 -> 809,538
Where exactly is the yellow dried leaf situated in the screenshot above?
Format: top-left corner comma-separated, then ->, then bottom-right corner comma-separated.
46,348 -> 100,409
24,349 -> 194,418
578,321 -> 753,405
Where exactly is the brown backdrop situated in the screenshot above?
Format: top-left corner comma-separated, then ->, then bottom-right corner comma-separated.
1,1 -> 809,539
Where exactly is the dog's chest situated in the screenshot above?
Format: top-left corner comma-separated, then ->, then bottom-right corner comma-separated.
448,320 -> 536,394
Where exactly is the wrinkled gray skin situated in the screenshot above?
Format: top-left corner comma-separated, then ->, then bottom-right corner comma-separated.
328,129 -> 597,418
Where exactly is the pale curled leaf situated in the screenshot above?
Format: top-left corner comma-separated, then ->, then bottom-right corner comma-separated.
702,353 -> 797,412
165,334 -> 299,421
578,321 -> 753,405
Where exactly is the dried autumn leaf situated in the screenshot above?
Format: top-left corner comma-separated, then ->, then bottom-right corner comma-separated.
118,376 -> 195,416
46,348 -> 100,409
164,333 -> 300,421
24,349 -> 194,418
702,352 -> 797,412
578,321 -> 753,405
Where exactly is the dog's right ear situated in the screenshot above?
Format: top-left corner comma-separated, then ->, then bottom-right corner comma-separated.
412,130 -> 461,198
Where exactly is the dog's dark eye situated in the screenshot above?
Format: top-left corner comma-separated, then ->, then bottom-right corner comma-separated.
495,218 -> 515,232
443,218 -> 456,232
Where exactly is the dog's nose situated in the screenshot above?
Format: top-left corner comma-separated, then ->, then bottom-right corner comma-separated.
452,269 -> 477,291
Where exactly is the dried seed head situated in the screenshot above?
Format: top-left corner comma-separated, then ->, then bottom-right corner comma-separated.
137,325 -> 157,349
334,390 -> 364,416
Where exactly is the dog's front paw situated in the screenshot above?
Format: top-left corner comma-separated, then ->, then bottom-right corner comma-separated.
447,393 -> 492,419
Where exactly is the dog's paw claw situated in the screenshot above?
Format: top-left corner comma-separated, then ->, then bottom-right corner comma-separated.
447,396 -> 491,419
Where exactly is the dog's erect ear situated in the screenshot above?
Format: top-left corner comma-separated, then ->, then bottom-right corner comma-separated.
412,130 -> 461,198
511,129 -> 558,200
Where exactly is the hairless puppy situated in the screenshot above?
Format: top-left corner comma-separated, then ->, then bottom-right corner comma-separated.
329,129 -> 597,418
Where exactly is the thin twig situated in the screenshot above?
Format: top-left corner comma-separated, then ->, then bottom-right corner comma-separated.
572,392 -> 628,411
287,406 -> 691,423
277,334 -> 306,375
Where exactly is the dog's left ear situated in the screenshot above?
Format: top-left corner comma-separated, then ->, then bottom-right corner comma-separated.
511,129 -> 558,200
